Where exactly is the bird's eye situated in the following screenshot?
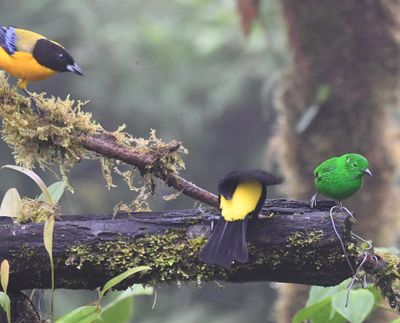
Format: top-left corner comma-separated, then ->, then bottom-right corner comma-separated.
352,163 -> 358,168
57,53 -> 64,60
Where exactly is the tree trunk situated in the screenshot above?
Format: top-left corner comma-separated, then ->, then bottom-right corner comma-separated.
273,1 -> 400,321
2,200 -> 356,291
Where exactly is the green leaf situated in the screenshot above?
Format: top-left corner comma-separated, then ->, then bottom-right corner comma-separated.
2,165 -> 53,205
38,181 -> 65,204
44,215 -> 55,321
97,289 -> 136,323
307,285 -> 341,306
292,297 -> 331,323
327,311 -> 347,323
366,285 -> 382,304
44,216 -> 55,263
99,266 -> 151,300
390,318 -> 400,323
306,279 -> 351,307
128,284 -> 154,296
0,188 -> 21,218
0,292 -> 11,323
332,289 -> 375,323
0,260 -> 9,293
56,305 -> 98,323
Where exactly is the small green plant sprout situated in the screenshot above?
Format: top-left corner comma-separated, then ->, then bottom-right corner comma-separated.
0,259 -> 11,323
1,165 -> 66,321
0,188 -> 21,219
56,266 -> 152,323
44,215 -> 55,322
3,165 -> 56,205
1,165 -> 66,223
293,278 -> 383,323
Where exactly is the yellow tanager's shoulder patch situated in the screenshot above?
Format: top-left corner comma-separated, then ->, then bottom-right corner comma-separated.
14,28 -> 46,53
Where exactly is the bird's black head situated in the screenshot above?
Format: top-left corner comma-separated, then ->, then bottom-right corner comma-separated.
218,169 -> 283,199
32,39 -> 83,76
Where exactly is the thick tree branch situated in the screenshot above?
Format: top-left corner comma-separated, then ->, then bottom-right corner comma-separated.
3,199 -> 358,291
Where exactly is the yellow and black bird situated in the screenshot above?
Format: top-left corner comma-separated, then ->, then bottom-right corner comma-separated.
0,26 -> 82,92
199,170 -> 282,268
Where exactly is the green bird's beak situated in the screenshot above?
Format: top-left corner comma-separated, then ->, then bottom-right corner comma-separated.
363,168 -> 372,176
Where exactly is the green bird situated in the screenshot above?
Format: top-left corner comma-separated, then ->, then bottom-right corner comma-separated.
311,153 -> 372,207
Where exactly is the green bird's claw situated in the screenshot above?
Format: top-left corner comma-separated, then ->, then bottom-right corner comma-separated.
310,192 -> 319,208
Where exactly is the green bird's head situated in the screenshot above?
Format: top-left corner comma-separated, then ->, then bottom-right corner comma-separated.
342,153 -> 372,178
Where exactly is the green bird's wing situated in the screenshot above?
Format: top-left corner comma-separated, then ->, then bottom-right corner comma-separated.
314,157 -> 338,181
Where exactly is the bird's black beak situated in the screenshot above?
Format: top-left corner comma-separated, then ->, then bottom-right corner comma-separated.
363,168 -> 372,176
66,63 -> 83,76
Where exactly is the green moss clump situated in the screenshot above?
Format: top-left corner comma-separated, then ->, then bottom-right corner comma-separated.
288,230 -> 324,247
245,229 -> 351,272
17,198 -> 57,223
0,72 -> 187,210
0,73 -> 99,188
67,231 -> 227,285
373,253 -> 400,310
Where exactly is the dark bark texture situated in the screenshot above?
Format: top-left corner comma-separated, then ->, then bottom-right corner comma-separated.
1,199 -> 356,291
273,1 -> 400,321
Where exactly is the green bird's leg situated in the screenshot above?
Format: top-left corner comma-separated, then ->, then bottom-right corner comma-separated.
310,192 -> 319,208
329,205 -> 356,273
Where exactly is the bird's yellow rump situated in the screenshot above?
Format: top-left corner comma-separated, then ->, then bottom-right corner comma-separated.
220,181 -> 262,221
199,169 -> 282,268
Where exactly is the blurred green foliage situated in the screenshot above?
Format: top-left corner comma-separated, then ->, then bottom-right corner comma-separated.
0,0 -> 287,322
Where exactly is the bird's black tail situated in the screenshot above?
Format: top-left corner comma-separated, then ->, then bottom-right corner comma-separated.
199,218 -> 248,268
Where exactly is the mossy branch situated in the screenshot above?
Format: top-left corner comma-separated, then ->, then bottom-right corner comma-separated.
78,133 -> 218,207
0,73 -> 218,208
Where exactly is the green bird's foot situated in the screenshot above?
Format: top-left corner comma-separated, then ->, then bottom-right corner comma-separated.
310,192 -> 319,208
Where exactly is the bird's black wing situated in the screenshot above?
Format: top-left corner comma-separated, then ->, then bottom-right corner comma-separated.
0,26 -> 17,55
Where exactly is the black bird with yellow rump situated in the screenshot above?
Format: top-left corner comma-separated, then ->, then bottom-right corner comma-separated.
199,170 -> 282,268
0,25 -> 82,108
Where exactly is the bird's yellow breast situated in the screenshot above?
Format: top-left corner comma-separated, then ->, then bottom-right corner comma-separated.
0,47 -> 57,84
220,181 -> 262,221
